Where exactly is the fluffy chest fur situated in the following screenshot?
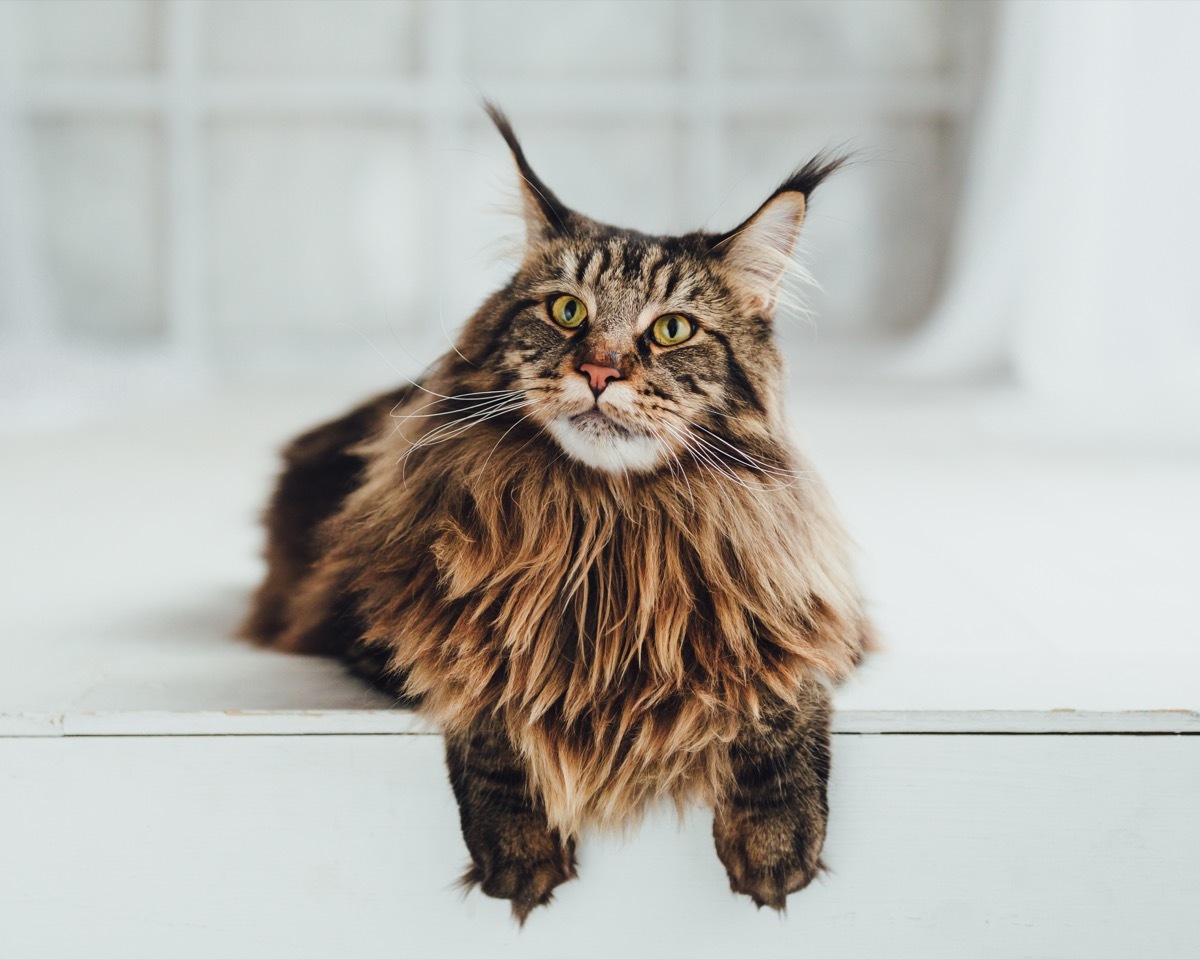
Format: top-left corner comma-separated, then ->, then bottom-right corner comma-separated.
318,401 -> 866,834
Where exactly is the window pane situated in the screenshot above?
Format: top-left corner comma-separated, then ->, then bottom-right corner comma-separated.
206,0 -> 421,78
465,1 -> 681,79
17,0 -> 159,76
728,0 -> 953,79
32,119 -> 165,341
208,121 -> 422,370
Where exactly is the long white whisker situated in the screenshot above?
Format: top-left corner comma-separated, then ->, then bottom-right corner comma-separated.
396,391 -> 524,428
391,391 -> 523,421
406,398 -> 534,452
396,398 -> 536,484
343,322 -> 475,408
479,413 -> 534,474
665,422 -> 793,493
437,293 -> 479,370
689,427 -> 808,483
690,435 -> 800,490
661,437 -> 695,510
657,423 -> 714,503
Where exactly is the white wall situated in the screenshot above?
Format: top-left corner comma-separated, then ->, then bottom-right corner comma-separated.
0,0 -> 984,388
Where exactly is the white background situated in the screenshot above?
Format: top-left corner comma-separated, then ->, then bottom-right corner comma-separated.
0,0 -> 985,396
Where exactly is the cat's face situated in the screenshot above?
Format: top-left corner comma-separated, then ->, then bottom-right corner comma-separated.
490,230 -> 781,474
454,107 -> 844,476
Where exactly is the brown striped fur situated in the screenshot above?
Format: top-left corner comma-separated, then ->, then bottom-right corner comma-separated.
244,105 -> 871,918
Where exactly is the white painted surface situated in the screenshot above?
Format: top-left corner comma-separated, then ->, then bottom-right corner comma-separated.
1,387 -> 1198,957
1,734 -> 1197,960
1,387 -> 1196,732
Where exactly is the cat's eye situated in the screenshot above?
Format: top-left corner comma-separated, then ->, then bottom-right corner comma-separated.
549,294 -> 588,329
651,314 -> 694,346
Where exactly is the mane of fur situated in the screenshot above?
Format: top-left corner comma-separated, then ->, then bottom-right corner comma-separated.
300,385 -> 869,835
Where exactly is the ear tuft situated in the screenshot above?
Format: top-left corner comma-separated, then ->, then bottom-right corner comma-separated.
713,150 -> 852,315
484,100 -> 574,247
772,150 -> 852,204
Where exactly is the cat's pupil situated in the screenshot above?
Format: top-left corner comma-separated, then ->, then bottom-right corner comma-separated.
666,317 -> 678,338
563,300 -> 577,322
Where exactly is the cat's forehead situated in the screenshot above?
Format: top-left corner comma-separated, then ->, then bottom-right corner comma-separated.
548,233 -> 722,307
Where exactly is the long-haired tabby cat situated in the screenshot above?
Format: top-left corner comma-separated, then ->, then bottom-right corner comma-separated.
244,104 -> 872,921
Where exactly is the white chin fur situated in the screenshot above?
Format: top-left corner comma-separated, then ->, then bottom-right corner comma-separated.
547,415 -> 663,474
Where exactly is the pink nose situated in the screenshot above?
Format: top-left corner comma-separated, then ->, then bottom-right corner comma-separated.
578,362 -> 622,395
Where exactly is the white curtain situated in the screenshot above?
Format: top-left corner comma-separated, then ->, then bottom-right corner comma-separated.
901,0 -> 1200,441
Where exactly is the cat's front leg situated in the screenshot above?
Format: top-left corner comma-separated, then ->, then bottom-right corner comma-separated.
713,680 -> 832,910
444,719 -> 577,923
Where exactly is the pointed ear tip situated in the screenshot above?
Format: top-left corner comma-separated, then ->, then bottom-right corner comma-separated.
778,150 -> 855,201
482,99 -> 507,128
482,102 -> 574,239
482,100 -> 518,147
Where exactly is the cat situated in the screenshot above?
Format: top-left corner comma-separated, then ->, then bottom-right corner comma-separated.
243,104 -> 872,922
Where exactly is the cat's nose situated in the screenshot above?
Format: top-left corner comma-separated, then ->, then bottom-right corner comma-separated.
578,362 -> 622,396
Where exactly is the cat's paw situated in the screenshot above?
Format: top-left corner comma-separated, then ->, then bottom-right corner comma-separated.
461,831 -> 577,924
713,806 -> 826,911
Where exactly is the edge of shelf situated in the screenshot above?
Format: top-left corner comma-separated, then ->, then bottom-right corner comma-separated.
2,708 -> 1197,738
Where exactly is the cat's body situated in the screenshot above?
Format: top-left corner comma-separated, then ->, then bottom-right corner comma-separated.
245,106 -> 871,920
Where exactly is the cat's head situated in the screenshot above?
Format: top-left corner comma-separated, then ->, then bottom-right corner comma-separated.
454,104 -> 846,476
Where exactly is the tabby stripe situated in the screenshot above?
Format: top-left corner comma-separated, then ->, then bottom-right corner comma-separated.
645,252 -> 669,295
734,743 -> 825,793
725,699 -> 832,823
574,249 -> 597,285
593,245 -> 612,283
661,266 -> 680,301
621,244 -> 644,280
465,761 -> 529,793
476,297 -> 541,365
707,329 -> 764,413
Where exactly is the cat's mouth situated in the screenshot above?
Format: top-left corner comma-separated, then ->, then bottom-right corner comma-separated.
546,405 -> 663,473
569,408 -> 634,437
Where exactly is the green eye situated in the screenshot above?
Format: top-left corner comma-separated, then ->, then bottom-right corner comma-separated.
651,314 -> 694,346
550,294 -> 587,329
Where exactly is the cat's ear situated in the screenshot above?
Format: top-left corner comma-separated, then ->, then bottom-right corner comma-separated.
485,102 -> 575,248
713,152 -> 849,315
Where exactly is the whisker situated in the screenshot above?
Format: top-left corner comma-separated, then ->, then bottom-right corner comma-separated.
437,294 -> 479,370
396,397 -> 536,484
408,399 -> 534,451
657,422 -> 729,494
661,439 -> 696,510
391,391 -> 523,421
662,421 -> 799,493
402,399 -> 535,455
691,439 -> 802,490
479,412 -> 535,474
690,426 -> 808,482
342,322 -> 487,410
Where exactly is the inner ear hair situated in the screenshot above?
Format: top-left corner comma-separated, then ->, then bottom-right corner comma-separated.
713,151 -> 851,315
484,100 -> 574,247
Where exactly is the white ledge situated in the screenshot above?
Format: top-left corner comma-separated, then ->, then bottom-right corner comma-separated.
3,708 -> 1197,739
